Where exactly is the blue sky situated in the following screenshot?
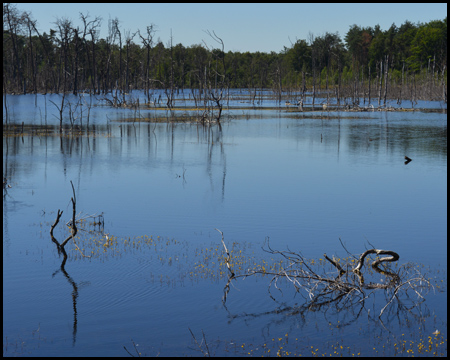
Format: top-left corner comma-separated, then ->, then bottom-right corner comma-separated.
17,3 -> 447,53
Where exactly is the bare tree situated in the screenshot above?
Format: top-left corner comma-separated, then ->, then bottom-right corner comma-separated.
49,93 -> 66,132
54,17 -> 74,93
308,32 -> 316,108
165,29 -> 175,109
383,55 -> 389,106
72,26 -> 80,95
124,29 -> 137,94
26,13 -> 55,92
378,60 -> 383,106
4,3 -> 25,92
104,17 -> 117,93
80,12 -> 102,94
112,18 -> 122,92
23,11 -> 37,94
138,24 -> 156,102
203,30 -> 228,125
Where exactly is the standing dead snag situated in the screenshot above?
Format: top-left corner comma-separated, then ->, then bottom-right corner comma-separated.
203,30 -> 227,126
49,181 -> 78,259
61,181 -> 77,247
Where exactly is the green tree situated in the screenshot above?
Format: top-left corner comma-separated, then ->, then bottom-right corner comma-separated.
408,19 -> 447,71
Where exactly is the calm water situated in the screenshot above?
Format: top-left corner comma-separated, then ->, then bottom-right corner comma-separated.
3,93 -> 447,356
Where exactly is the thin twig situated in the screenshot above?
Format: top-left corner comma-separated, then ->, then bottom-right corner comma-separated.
215,228 -> 234,278
188,327 -> 210,357
123,338 -> 141,357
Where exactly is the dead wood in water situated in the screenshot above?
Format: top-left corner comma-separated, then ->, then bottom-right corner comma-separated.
217,231 -> 434,319
60,181 -> 78,247
49,181 -> 86,262
50,181 -> 76,248
50,182 -> 104,263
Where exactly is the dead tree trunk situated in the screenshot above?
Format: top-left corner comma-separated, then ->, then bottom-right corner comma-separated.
49,92 -> 66,132
50,181 -> 77,251
442,65 -> 447,103
368,65 -> 371,105
378,61 -> 383,107
383,55 -> 389,107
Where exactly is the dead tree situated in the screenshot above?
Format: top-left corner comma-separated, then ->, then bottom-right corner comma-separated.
378,60 -> 383,107
3,4 -> 24,93
49,181 -> 94,264
49,92 -> 66,132
80,13 -> 102,94
138,24 -> 156,102
218,231 -> 434,319
441,65 -> 447,104
54,17 -> 74,94
50,181 -> 77,262
383,55 -> 389,106
124,29 -> 138,93
23,11 -> 38,95
203,30 -> 228,126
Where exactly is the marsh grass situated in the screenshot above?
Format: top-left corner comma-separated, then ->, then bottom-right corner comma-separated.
231,330 -> 447,357
61,225 -> 446,298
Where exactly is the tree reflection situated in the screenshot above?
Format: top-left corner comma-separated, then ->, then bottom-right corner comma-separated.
51,251 -> 79,346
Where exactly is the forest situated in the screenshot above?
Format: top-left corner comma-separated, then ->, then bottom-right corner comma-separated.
3,3 -> 447,104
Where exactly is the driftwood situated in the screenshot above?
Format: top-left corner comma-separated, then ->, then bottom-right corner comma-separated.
335,248 -> 400,289
218,231 -> 433,318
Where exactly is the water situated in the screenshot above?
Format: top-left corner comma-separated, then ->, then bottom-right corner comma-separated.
3,93 -> 447,356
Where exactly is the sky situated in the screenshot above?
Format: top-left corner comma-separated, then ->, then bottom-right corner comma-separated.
16,3 -> 447,53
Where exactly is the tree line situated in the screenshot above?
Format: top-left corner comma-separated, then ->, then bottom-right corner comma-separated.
3,3 -> 447,104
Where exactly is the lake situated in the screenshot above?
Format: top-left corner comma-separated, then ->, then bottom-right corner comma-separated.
3,91 -> 447,356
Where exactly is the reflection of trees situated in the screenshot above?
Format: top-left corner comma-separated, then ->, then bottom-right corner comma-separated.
346,119 -> 447,158
220,290 -> 434,356
2,121 -> 229,198
221,272 -> 433,345
51,255 -> 79,346
206,125 -> 227,201
158,121 -> 227,200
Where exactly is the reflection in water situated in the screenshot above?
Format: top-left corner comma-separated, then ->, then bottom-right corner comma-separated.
2,103 -> 446,356
3,115 -> 447,244
51,255 -> 79,346
221,237 -> 431,332
48,181 -> 80,346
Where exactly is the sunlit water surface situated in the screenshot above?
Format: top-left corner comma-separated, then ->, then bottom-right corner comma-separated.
3,93 -> 447,356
